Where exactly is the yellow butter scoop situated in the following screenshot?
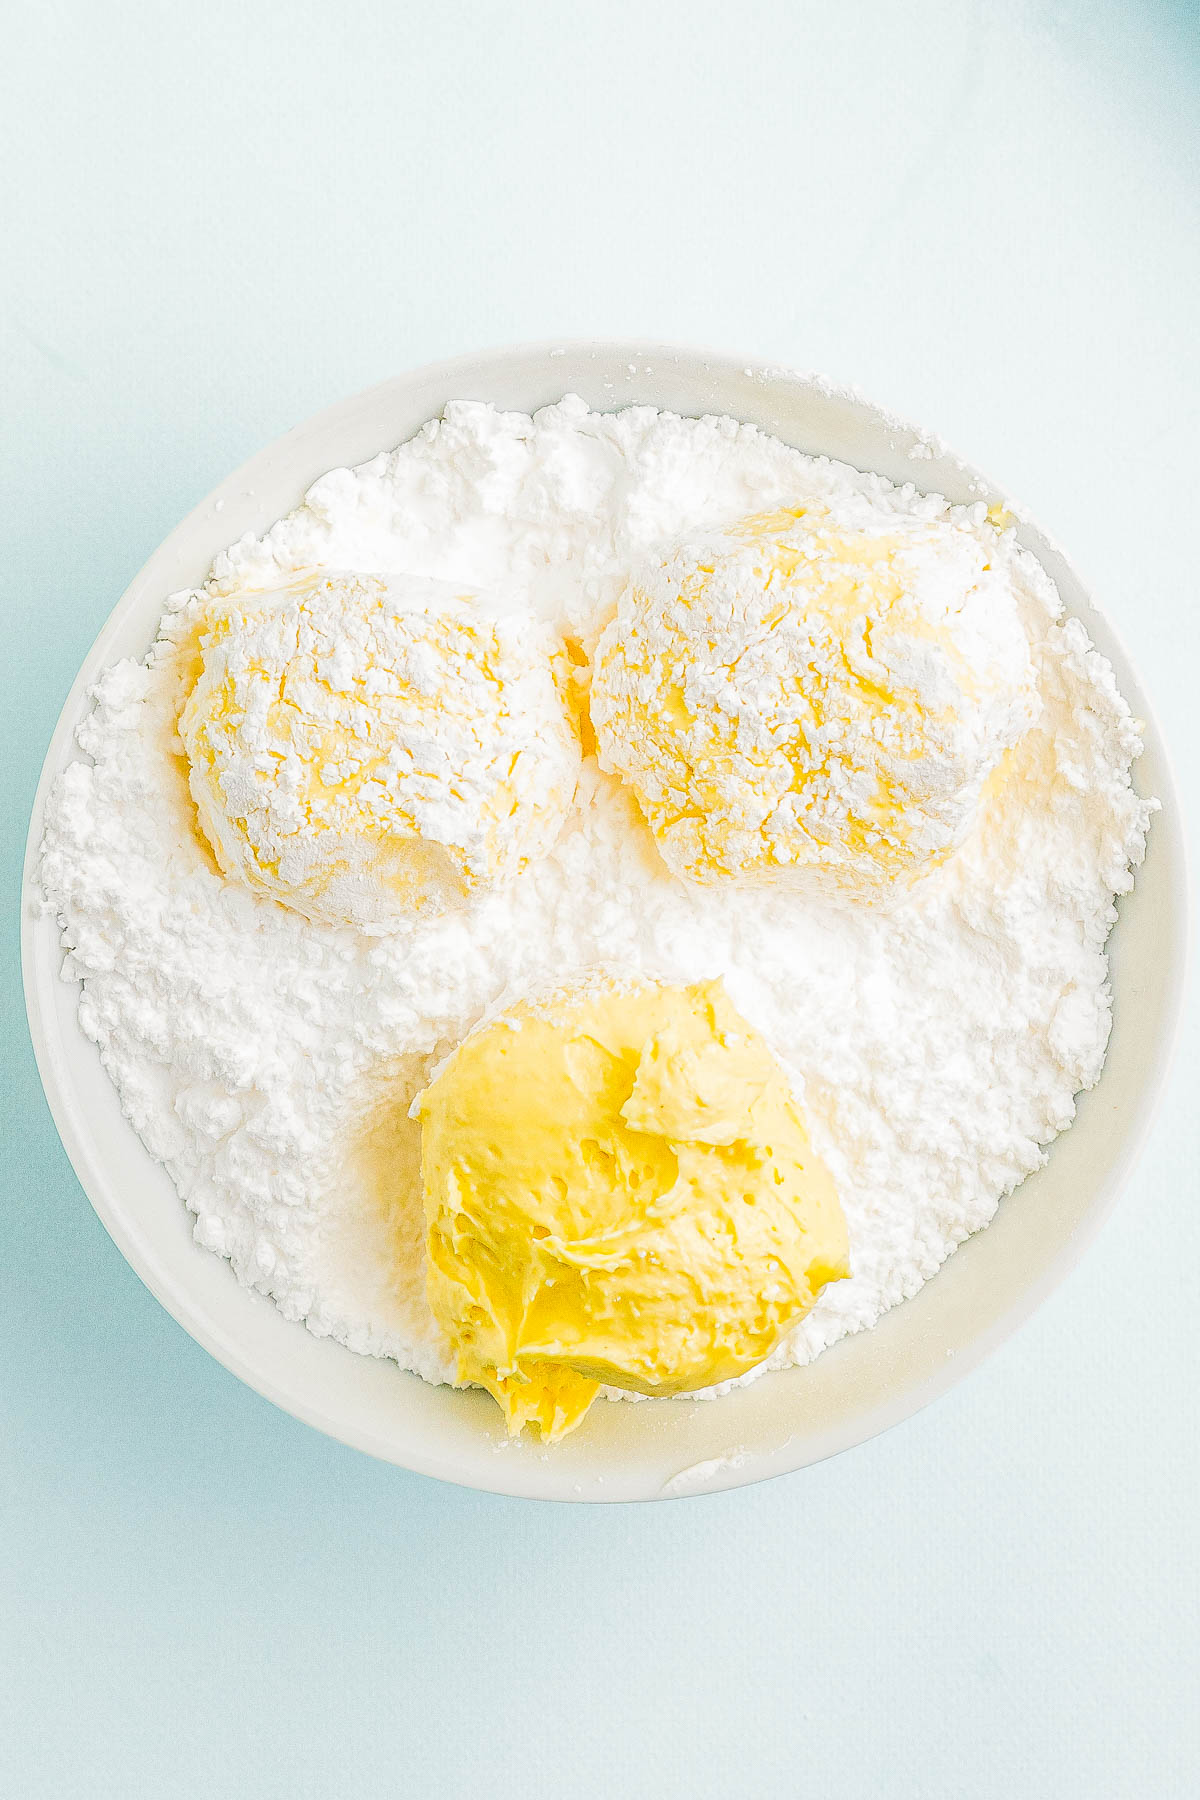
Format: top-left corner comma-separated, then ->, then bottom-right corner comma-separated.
413,978 -> 850,1441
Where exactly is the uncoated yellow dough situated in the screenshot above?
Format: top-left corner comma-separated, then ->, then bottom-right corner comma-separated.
413,978 -> 850,1441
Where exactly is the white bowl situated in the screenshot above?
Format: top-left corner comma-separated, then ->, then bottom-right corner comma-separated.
22,342 -> 1187,1502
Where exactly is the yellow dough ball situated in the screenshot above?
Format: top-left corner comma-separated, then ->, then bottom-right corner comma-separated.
180,570 -> 579,930
414,977 -> 850,1441
590,507 -> 1035,895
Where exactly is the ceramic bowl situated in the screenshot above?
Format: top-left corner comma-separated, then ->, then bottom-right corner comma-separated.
22,342 -> 1187,1500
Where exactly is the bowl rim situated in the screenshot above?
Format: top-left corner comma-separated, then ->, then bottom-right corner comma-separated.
21,337 -> 1191,1501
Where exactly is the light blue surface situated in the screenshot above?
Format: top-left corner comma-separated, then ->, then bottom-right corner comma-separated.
3,4 -> 1198,1795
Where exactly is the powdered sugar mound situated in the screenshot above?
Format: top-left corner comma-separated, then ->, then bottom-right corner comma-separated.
178,569 -> 579,931
590,511 -> 1039,894
38,398 -> 1153,1403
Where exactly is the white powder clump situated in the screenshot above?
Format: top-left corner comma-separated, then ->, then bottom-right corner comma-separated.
38,397 -> 1153,1400
179,568 -> 579,931
591,508 -> 1038,894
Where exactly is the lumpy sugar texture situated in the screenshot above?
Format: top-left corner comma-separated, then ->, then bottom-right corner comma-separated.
181,569 -> 580,931
592,506 -> 1036,895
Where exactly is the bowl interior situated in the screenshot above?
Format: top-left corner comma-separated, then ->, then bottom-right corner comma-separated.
22,342 -> 1187,1501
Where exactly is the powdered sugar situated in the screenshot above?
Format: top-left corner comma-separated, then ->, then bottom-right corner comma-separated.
37,397 -> 1153,1404
590,509 -> 1038,893
178,568 -> 579,931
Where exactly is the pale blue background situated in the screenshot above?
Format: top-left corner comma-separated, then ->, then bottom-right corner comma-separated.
3,4 -> 1198,1796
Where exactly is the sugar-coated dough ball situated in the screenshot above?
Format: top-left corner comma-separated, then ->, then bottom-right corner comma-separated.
180,569 -> 579,930
590,507 -> 1036,895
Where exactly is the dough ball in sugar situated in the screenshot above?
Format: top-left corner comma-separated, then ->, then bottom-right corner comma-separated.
414,976 -> 850,1442
180,569 -> 580,930
590,506 -> 1036,896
